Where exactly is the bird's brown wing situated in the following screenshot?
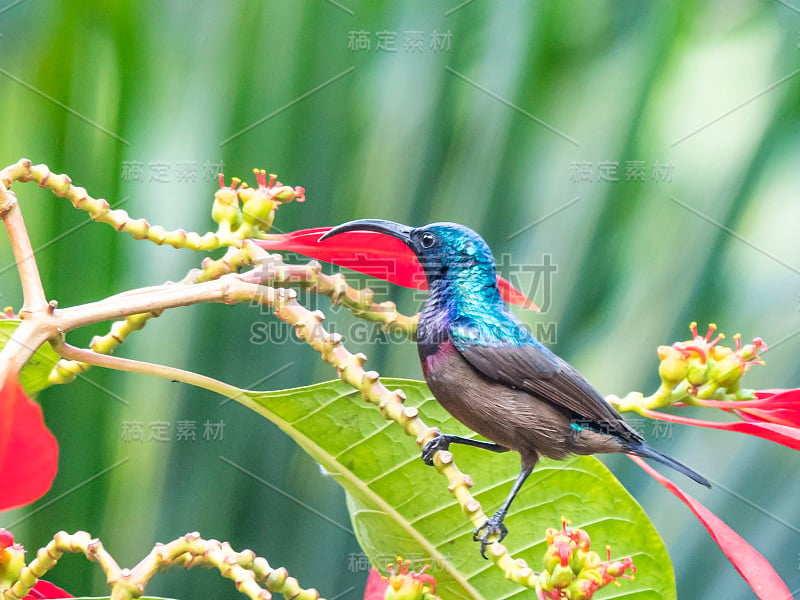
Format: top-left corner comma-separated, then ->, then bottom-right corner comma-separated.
453,338 -> 643,443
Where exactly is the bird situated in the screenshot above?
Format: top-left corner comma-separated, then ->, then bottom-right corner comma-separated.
320,219 -> 710,558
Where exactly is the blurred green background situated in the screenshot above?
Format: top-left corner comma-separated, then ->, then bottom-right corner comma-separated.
1,1 -> 799,598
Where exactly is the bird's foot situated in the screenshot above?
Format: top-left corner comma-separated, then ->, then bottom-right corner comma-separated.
421,434 -> 451,466
473,512 -> 509,559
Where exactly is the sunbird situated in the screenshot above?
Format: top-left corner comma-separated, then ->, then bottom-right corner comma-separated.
321,220 -> 710,557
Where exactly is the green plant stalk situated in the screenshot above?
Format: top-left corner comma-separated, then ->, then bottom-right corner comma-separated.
609,379 -> 738,415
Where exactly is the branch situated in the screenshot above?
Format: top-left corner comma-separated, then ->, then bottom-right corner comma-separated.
49,278 -> 536,587
0,186 -> 55,382
0,188 -> 46,313
0,158 -> 415,384
49,244 -> 417,384
55,341 -> 243,400
0,159 -> 226,251
244,256 -> 418,336
2,531 -> 322,600
49,253 -> 416,343
256,286 -> 538,587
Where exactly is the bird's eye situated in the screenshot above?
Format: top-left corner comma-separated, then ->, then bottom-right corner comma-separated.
420,232 -> 436,248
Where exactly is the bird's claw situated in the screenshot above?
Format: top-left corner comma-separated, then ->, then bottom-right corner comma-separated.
421,435 -> 450,466
473,514 -> 508,559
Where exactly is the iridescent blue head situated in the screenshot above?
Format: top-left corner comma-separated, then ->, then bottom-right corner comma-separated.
321,219 -> 533,348
319,219 -> 504,311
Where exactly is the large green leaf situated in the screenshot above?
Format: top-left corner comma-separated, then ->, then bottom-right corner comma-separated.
244,378 -> 676,600
0,320 -> 60,395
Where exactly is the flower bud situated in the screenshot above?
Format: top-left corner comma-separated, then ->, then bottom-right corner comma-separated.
536,520 -> 635,600
686,360 -> 709,387
0,530 -> 25,588
212,175 -> 243,231
273,185 -> 306,203
568,577 -> 600,600
658,346 -> 690,389
551,562 -> 574,588
240,192 -> 278,232
707,353 -> 745,389
537,569 -> 554,592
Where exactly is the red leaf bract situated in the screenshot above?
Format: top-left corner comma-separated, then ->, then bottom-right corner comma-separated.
640,407 -> 800,450
254,227 -> 540,311
0,377 -> 59,511
630,456 -> 791,600
363,567 -> 387,600
24,580 -> 74,599
745,388 -> 800,427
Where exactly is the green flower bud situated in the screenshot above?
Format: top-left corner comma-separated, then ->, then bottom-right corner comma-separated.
212,175 -> 243,231
707,353 -> 745,389
0,544 -> 25,587
569,548 -> 587,574
273,185 -> 306,203
551,563 -> 574,589
543,543 -> 563,572
537,569 -> 554,592
658,346 -> 690,388
686,361 -> 709,386
568,577 -> 600,600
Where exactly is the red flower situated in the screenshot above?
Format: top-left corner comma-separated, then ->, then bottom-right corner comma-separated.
630,324 -> 800,449
739,388 -> 800,427
24,580 -> 73,599
362,559 -> 439,600
0,377 -> 59,511
630,457 -> 791,600
637,388 -> 800,450
253,227 -> 540,311
537,518 -> 635,599
364,567 -> 387,600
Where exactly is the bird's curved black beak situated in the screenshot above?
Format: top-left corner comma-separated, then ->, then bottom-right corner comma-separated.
318,218 -> 413,244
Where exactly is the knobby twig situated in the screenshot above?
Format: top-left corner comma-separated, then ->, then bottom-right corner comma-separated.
2,531 -> 321,600
0,159 -> 415,383
50,275 -> 539,588
0,160 -> 536,591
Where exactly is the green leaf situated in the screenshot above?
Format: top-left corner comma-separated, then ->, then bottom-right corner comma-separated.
0,320 -> 60,395
245,378 -> 676,600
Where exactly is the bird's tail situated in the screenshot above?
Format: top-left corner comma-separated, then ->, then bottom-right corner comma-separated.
626,443 -> 711,488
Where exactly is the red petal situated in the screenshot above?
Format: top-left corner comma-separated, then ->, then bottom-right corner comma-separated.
639,407 -> 800,450
24,580 -> 74,599
734,407 -> 800,428
363,567 -> 387,600
691,397 -> 800,410
253,228 -> 540,311
755,388 -> 800,398
630,456 -> 792,600
0,377 -> 59,511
